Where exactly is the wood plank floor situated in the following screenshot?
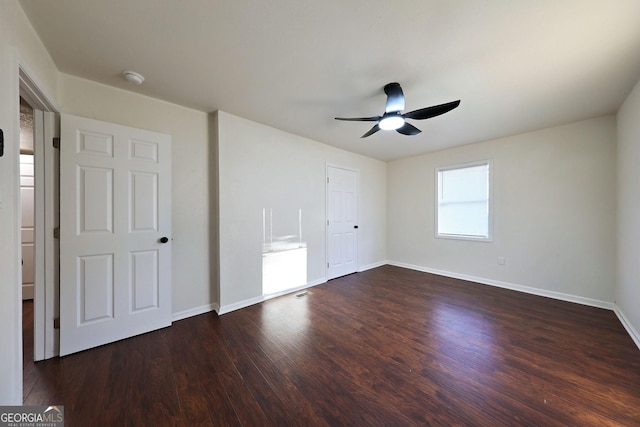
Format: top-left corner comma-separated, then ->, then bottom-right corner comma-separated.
23,265 -> 640,426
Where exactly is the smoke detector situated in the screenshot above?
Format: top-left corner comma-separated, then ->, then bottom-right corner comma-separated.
122,70 -> 144,85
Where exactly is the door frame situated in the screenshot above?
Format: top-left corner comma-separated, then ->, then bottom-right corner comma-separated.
19,64 -> 59,361
325,163 -> 359,280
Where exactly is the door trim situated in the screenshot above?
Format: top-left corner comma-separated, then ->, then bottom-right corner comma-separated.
19,65 -> 59,361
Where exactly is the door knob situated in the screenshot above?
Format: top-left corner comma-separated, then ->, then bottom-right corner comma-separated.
159,237 -> 169,243
354,225 -> 359,229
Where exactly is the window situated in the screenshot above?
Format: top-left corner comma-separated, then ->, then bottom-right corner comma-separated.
436,160 -> 492,241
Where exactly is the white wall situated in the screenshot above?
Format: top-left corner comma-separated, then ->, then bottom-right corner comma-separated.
388,116 -> 617,304
58,74 -> 215,318
217,111 -> 387,310
0,1 -> 59,405
617,77 -> 640,342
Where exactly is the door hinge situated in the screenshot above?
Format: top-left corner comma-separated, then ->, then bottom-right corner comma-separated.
53,227 -> 60,239
327,220 -> 329,226
52,137 -> 60,149
327,177 -> 329,183
53,318 -> 60,329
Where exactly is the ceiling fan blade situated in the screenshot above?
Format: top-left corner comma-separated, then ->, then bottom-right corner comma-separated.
396,122 -> 421,136
402,100 -> 461,120
335,116 -> 380,122
361,124 -> 381,138
384,82 -> 405,113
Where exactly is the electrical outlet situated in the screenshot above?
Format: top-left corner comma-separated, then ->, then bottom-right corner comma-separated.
497,256 -> 505,265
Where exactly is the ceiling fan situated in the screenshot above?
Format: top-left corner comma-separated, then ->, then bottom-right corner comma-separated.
335,82 -> 460,138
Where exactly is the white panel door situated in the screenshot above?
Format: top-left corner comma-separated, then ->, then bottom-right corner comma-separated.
327,166 -> 358,280
59,114 -> 171,356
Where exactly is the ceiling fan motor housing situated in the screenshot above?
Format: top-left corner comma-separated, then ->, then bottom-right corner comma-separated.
335,82 -> 460,138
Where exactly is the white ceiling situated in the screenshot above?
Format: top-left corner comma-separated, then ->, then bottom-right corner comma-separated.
19,0 -> 640,161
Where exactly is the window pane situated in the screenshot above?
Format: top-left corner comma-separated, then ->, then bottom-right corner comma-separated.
439,165 -> 488,203
437,162 -> 490,240
438,201 -> 489,237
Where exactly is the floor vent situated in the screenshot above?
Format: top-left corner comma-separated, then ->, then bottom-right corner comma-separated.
295,291 -> 312,298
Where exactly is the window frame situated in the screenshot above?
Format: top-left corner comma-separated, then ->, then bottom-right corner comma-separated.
434,159 -> 493,242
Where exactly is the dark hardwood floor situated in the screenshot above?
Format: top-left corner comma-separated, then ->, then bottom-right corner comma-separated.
23,265 -> 640,426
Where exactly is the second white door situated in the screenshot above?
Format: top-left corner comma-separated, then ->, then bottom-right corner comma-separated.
327,166 -> 358,280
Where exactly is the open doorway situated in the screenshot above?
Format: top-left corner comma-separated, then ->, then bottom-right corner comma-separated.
20,98 -> 35,301
20,98 -> 36,384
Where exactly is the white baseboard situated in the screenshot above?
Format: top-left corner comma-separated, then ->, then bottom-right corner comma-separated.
218,295 -> 266,315
358,260 -> 388,272
387,261 -> 615,310
22,284 -> 34,300
613,305 -> 640,351
186,262 -> 388,318
172,262 -> 640,352
217,277 -> 327,315
389,261 -> 639,351
172,302 -> 219,322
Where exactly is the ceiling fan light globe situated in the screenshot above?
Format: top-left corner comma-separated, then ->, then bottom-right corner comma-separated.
379,115 -> 404,131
